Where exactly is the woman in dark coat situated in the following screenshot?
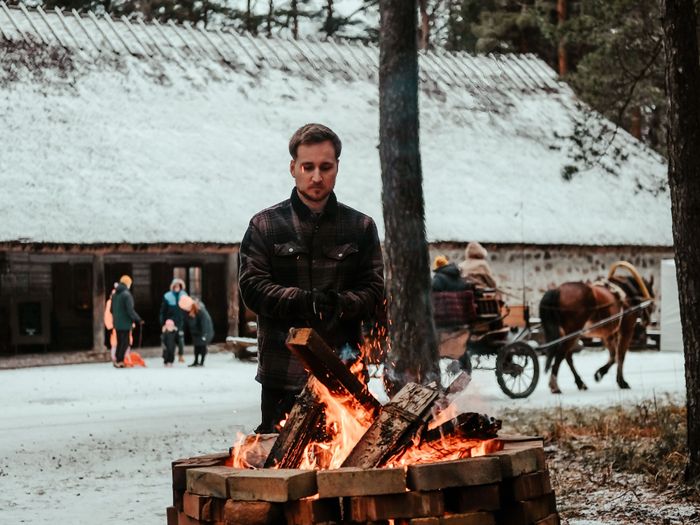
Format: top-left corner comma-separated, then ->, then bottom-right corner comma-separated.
178,296 -> 214,367
432,256 -> 470,292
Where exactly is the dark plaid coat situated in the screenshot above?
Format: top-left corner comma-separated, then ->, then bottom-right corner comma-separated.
239,189 -> 384,390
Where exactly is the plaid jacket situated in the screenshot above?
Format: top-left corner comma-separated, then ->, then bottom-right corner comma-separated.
239,189 -> 384,390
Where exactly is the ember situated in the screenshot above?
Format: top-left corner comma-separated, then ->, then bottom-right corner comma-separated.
167,329 -> 561,524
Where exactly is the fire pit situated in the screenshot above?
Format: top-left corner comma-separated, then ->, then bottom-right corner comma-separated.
167,329 -> 560,524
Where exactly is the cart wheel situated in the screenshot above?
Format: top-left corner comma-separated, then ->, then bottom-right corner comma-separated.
496,341 -> 539,399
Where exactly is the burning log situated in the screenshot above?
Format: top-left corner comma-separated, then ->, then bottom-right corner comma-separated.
285,328 -> 381,415
264,385 -> 328,468
423,412 -> 502,443
341,382 -> 439,468
264,328 -> 383,469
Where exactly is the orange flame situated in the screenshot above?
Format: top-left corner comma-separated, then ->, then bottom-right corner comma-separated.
228,321 -> 500,470
297,377 -> 374,470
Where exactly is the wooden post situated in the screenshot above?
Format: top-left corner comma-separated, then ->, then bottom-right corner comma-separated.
92,253 -> 105,352
226,251 -> 240,337
342,382 -> 438,468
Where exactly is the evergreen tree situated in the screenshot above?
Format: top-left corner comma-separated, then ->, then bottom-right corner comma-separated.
660,0 -> 700,484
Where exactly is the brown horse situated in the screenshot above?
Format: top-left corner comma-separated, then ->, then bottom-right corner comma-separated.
539,264 -> 654,394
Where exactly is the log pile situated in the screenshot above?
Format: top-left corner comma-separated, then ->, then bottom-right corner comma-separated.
167,438 -> 560,525
167,329 -> 560,524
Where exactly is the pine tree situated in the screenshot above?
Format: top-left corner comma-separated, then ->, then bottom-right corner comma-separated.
379,0 -> 439,389
660,0 -> 700,483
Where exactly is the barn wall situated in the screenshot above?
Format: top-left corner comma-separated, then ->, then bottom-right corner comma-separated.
429,244 -> 673,318
0,249 -> 235,355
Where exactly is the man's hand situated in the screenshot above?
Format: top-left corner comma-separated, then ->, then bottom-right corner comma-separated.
312,291 -> 340,322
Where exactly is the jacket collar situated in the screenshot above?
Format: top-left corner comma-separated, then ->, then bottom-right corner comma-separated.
290,188 -> 338,220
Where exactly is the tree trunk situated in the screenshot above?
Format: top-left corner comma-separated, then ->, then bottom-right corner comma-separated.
557,0 -> 568,75
245,0 -> 257,33
292,0 -> 299,40
267,0 -> 274,37
325,0 -> 334,36
418,0 -> 430,50
630,105 -> 642,140
660,0 -> 700,483
379,0 -> 439,389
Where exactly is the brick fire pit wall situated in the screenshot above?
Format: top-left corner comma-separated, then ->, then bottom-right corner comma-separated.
168,437 -> 559,525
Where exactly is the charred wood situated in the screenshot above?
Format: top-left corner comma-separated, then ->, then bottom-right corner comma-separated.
342,382 -> 438,468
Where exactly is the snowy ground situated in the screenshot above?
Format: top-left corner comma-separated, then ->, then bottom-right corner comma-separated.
0,348 -> 685,524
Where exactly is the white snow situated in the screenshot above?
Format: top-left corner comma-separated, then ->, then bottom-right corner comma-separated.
0,33 -> 671,246
0,348 -> 685,524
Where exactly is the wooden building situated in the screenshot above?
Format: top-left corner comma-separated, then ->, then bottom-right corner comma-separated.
0,5 -> 672,358
0,247 -> 239,354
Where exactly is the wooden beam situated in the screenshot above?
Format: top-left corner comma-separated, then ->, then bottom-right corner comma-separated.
285,328 -> 381,415
226,251 -> 240,337
263,384 -> 327,468
92,253 -> 105,352
0,242 -> 240,254
342,382 -> 438,468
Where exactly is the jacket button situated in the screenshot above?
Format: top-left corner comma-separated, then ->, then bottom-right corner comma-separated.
338,253 -> 343,257
288,248 -> 294,253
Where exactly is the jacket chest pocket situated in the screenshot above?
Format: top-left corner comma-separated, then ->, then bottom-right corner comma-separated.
321,243 -> 360,282
272,242 -> 308,284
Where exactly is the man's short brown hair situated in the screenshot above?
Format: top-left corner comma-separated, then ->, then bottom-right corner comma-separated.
289,123 -> 342,160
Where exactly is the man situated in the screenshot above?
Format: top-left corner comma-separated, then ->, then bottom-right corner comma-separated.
239,123 -> 384,433
159,278 -> 188,363
110,275 -> 143,368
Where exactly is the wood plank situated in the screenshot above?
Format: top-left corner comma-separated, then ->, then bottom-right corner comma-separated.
182,492 -> 210,520
498,492 -> 557,525
502,471 -> 552,503
186,466 -> 244,499
342,383 -> 439,468
486,446 -> 546,478
227,468 -> 317,502
286,327 -> 381,414
166,506 -> 178,525
345,491 -> 444,522
407,456 -> 501,491
223,500 -> 284,525
284,497 -> 342,525
91,253 -> 105,352
172,452 -> 231,492
317,466 -> 407,497
440,511 -> 497,525
263,384 -> 327,468
444,483 -> 501,513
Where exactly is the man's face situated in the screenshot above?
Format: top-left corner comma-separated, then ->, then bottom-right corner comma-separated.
290,141 -> 338,204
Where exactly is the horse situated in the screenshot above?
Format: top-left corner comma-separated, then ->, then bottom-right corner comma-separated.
538,262 -> 655,394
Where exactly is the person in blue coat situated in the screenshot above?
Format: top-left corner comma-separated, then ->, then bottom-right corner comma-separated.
159,278 -> 188,363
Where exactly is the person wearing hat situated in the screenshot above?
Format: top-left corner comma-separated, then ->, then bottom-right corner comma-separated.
432,255 -> 470,292
159,278 -> 188,364
110,275 -> 143,368
459,241 -> 497,289
239,123 -> 384,434
178,295 -> 214,367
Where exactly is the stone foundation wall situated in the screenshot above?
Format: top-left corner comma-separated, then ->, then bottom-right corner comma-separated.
429,244 -> 673,319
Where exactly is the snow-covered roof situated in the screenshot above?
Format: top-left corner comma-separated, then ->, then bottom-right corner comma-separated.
0,5 -> 672,246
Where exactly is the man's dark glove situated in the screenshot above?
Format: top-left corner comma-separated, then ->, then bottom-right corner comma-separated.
312,290 -> 341,322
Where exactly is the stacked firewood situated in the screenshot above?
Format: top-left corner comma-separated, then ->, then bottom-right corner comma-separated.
168,438 -> 559,525
168,329 -> 559,524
